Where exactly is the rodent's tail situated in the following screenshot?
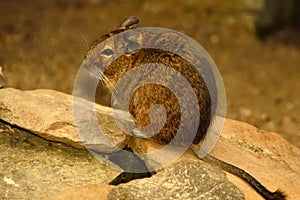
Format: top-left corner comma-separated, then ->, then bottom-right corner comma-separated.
201,154 -> 287,200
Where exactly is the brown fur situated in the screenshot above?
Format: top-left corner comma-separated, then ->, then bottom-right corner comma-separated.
84,17 -> 212,146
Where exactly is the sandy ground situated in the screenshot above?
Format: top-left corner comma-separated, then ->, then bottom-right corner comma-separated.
0,0 -> 299,147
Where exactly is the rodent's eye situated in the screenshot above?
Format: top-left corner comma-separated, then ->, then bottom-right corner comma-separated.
101,48 -> 114,56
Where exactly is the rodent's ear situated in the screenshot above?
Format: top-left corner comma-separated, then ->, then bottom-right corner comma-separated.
118,16 -> 139,29
122,31 -> 142,55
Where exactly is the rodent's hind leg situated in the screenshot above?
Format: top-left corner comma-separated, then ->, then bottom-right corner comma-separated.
108,146 -> 153,185
109,170 -> 152,185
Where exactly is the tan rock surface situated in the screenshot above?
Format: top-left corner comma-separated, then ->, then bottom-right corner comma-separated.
50,184 -> 114,200
1,88 -> 299,199
209,119 -> 300,200
51,160 -> 244,200
0,120 -> 120,200
58,119 -> 299,200
108,159 -> 244,200
0,88 -> 129,150
129,119 -> 300,200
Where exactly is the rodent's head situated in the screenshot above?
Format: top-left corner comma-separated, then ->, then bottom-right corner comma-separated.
83,16 -> 197,89
85,16 -> 140,58
83,16 -> 144,89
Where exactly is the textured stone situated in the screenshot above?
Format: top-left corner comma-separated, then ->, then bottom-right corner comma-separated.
129,119 -> 300,200
51,160 -> 244,200
208,119 -> 300,200
1,88 -> 299,199
109,159 -> 244,200
50,184 -> 113,200
0,120 -> 120,200
0,88 -> 129,151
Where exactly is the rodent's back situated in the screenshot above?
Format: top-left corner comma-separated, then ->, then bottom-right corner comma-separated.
109,49 -> 211,145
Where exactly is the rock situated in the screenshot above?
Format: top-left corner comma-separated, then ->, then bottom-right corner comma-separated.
0,120 -> 120,200
51,160 -> 244,200
52,120 -> 300,199
50,184 -> 114,200
0,88 -> 129,151
1,88 -> 299,199
210,119 -> 300,200
129,119 -> 300,200
108,159 -> 244,200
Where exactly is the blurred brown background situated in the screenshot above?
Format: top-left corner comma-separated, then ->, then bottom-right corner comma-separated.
0,0 -> 299,147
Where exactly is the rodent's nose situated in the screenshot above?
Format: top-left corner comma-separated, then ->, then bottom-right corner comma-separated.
80,60 -> 89,69
81,59 -> 96,72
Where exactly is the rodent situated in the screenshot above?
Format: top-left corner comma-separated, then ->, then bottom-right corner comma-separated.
83,16 -> 286,200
